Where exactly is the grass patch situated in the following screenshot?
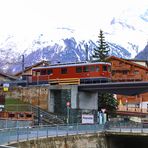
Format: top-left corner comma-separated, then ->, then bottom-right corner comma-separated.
5,98 -> 24,105
5,98 -> 30,112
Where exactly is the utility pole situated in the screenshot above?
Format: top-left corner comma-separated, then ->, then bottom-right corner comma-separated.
84,43 -> 89,62
22,55 -> 25,77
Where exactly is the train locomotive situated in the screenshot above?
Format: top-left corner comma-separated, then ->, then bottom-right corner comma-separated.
31,61 -> 111,85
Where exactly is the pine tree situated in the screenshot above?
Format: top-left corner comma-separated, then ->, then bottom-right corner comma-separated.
92,29 -> 118,112
92,30 -> 109,62
98,93 -> 118,112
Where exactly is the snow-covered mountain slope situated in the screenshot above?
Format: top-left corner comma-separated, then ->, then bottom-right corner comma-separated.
0,7 -> 147,74
135,44 -> 148,60
105,8 -> 148,58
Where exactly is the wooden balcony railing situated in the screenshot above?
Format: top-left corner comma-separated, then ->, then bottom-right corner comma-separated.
118,106 -> 148,113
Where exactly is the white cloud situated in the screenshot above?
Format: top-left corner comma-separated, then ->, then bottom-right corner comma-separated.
0,0 -> 147,51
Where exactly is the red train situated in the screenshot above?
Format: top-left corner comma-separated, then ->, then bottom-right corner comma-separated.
31,62 -> 111,84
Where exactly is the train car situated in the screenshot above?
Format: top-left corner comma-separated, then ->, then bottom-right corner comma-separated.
31,61 -> 111,84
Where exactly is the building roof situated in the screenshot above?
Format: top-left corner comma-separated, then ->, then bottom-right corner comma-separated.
0,71 -> 17,81
14,60 -> 50,76
107,56 -> 148,71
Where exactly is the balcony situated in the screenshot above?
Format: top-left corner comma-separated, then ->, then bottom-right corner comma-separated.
118,106 -> 148,113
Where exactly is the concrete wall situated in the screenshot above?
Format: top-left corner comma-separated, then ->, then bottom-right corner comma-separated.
1,84 -> 98,113
78,91 -> 98,110
0,86 -> 49,110
10,133 -> 107,148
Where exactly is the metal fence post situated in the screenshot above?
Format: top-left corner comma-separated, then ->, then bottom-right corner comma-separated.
8,129 -> 10,145
141,123 -> 143,133
119,123 -> 121,132
130,124 -> 132,133
17,128 -> 19,143
76,123 -> 78,134
37,126 -> 39,140
46,126 -> 48,138
27,127 -> 29,141
56,125 -> 58,136
66,124 -> 69,136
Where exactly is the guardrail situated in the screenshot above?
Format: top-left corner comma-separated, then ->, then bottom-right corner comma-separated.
0,123 -> 104,145
1,122 -> 148,146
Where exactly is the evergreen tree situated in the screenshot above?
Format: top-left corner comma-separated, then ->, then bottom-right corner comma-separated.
92,29 -> 118,112
98,93 -> 118,112
92,30 -> 109,61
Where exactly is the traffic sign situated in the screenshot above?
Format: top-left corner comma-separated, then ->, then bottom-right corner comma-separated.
66,101 -> 70,107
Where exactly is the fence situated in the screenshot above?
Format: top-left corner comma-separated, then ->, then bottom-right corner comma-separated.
0,123 -> 104,145
1,121 -> 148,146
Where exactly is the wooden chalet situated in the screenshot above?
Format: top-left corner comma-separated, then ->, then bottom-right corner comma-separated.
107,56 -> 148,110
14,60 -> 50,79
0,71 -> 17,82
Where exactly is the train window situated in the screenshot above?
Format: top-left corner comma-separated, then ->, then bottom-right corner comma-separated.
103,65 -> 107,71
123,70 -> 128,75
47,69 -> 53,75
90,66 -> 95,72
76,67 -> 82,73
83,66 -> 89,72
41,70 -> 46,75
32,71 -> 36,76
134,70 -> 139,74
108,66 -> 111,72
37,71 -> 40,76
61,68 -> 67,74
96,66 -> 100,72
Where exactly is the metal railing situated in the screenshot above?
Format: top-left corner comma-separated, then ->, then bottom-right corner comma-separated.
118,106 -> 148,113
1,122 -> 148,146
0,123 -> 104,145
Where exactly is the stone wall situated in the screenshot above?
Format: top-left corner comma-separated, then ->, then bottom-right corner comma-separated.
10,133 -> 107,148
0,86 -> 49,110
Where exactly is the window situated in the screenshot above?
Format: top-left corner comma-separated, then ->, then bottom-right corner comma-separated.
47,69 -> 53,75
19,114 -> 24,118
83,66 -> 89,72
112,70 -> 116,76
123,70 -> 128,75
61,68 -> 67,74
41,69 -> 46,75
108,66 -> 111,72
102,65 -> 107,71
96,66 -> 100,72
9,113 -> 15,118
37,71 -> 40,76
76,67 -> 82,73
32,71 -> 36,76
119,61 -> 122,65
26,114 -> 32,118
134,70 -> 139,74
90,66 -> 95,72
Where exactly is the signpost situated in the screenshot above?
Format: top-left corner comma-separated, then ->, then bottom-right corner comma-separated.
3,83 -> 9,92
82,114 -> 94,124
66,101 -> 70,124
